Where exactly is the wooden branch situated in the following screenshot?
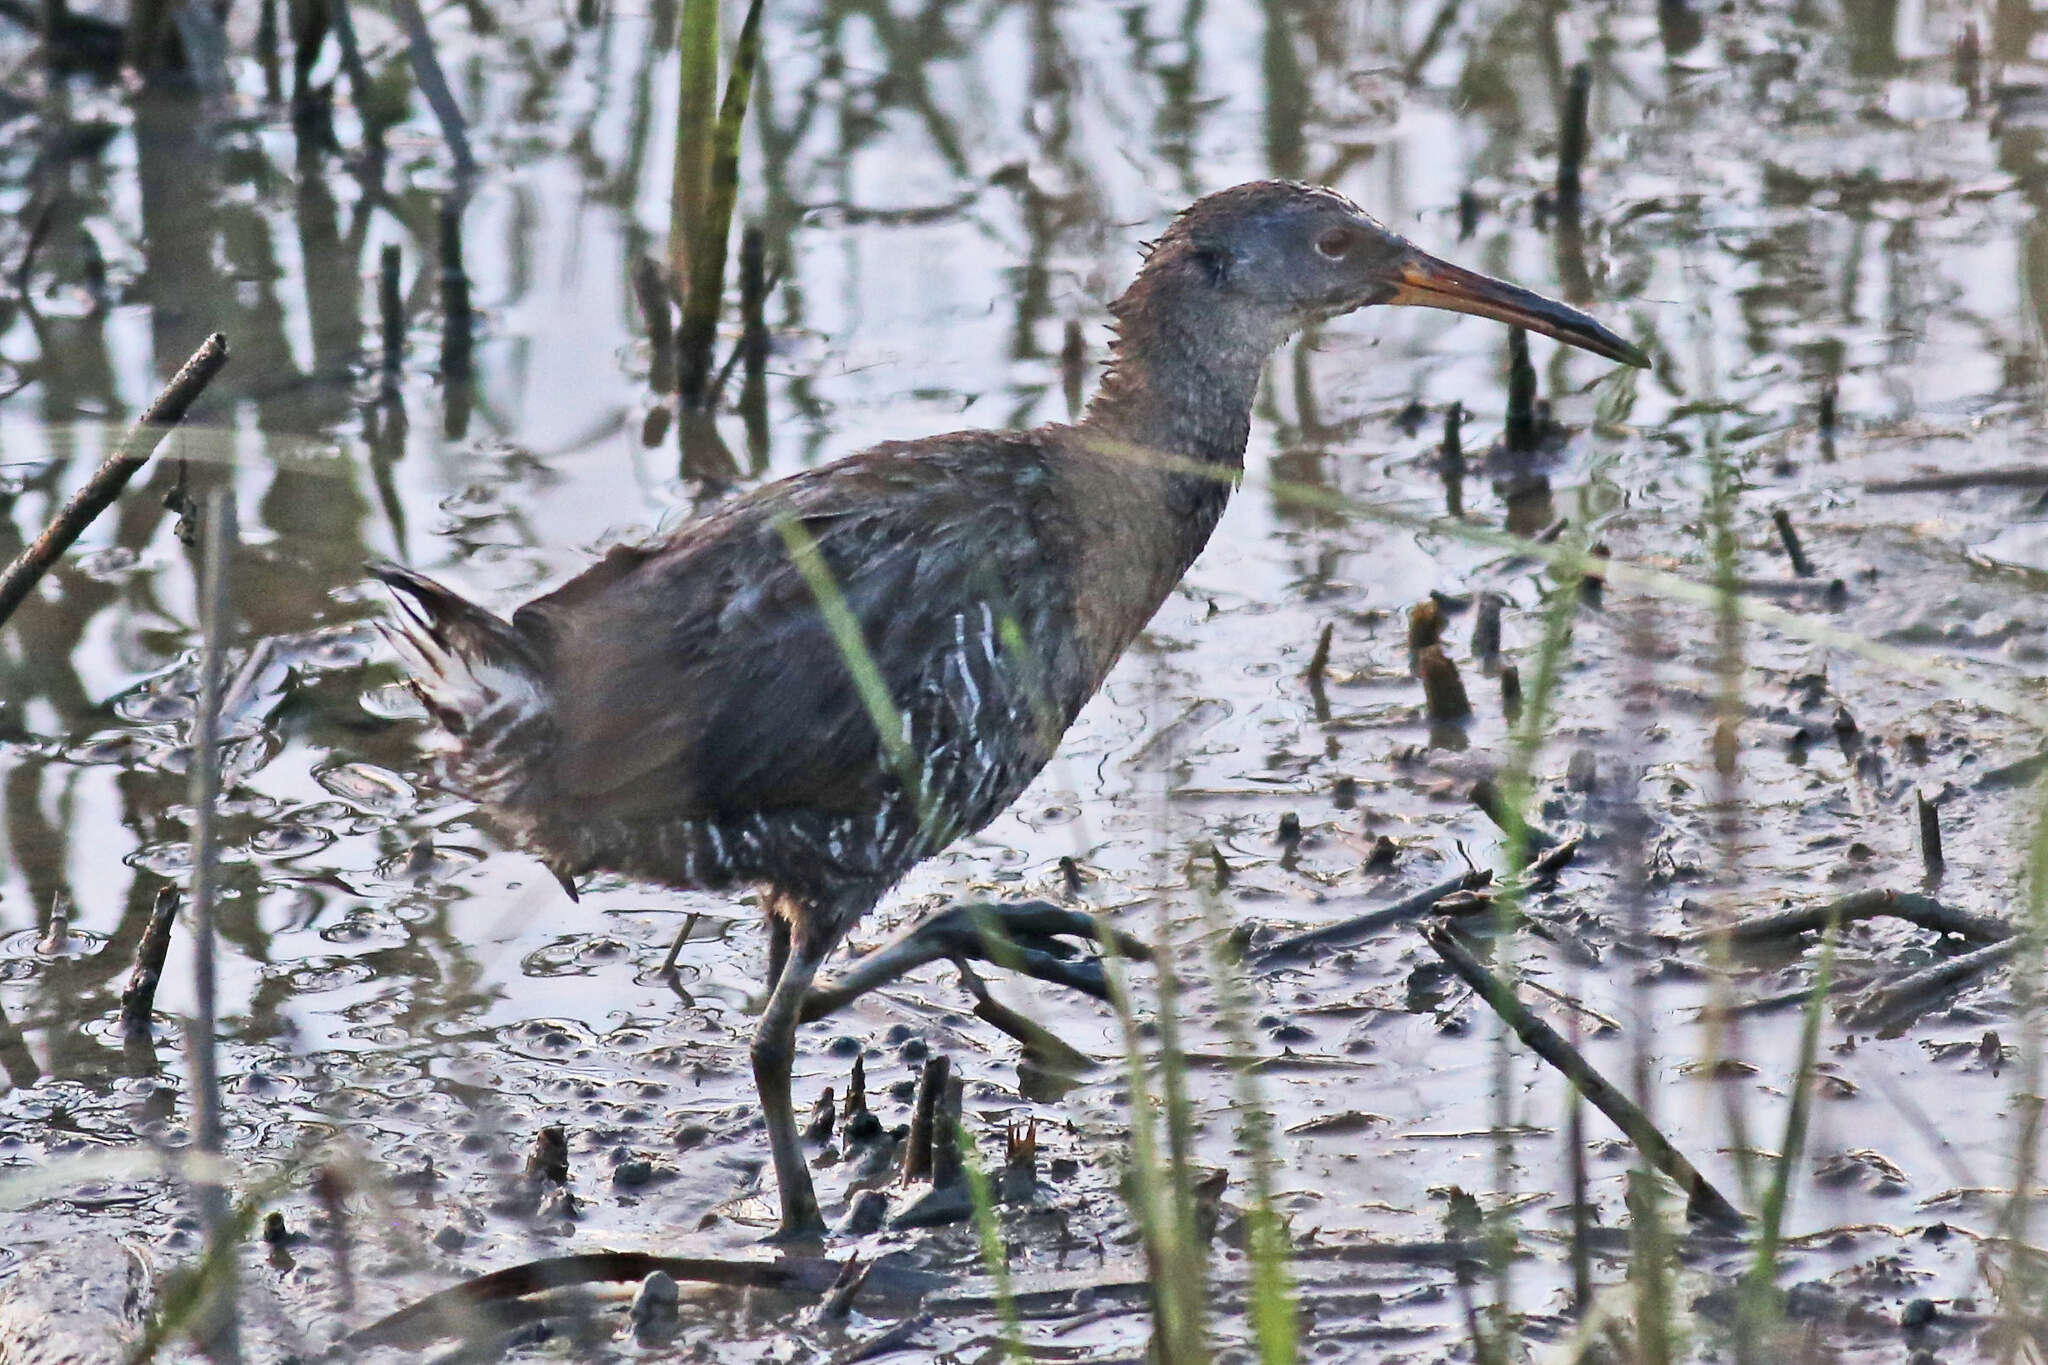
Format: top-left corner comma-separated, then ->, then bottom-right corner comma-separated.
0,332 -> 228,631
1424,921 -> 1745,1228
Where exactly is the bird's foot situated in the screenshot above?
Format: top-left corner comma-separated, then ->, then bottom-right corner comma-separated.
800,899 -> 1150,1023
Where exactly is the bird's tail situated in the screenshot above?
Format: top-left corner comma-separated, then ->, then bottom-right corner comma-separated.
367,560 -> 552,802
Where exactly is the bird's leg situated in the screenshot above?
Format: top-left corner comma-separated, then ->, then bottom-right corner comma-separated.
800,900 -> 1151,1023
753,907 -> 835,1242
765,912 -> 791,992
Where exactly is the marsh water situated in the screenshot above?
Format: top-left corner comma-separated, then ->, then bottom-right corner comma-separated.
4,0 -> 2048,1359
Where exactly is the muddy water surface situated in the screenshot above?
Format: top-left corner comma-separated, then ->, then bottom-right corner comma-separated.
3,0 -> 2048,1359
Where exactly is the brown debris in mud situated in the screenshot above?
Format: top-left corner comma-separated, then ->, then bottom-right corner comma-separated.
1842,938 -> 2020,1029
1866,465 -> 2048,494
632,254 -> 677,395
957,961 -> 1095,1077
1500,664 -> 1523,724
1441,402 -> 1466,517
1556,62 -> 1592,220
526,1125 -> 570,1185
1408,598 -> 1445,654
931,1074 -> 966,1191
1471,591 -> 1503,665
1504,328 -> 1538,453
1304,622 -> 1334,720
1417,645 -> 1471,723
805,1086 -> 837,1144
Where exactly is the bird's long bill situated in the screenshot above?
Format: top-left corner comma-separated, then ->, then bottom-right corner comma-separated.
1388,250 -> 1650,368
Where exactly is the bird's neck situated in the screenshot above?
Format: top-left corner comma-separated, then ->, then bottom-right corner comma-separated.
1077,258 -> 1288,576
1081,264 -> 1284,473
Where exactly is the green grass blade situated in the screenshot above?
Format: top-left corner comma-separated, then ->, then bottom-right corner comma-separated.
1196,888 -> 1296,1365
959,1120 -> 1024,1363
1735,912 -> 1839,1357
668,0 -> 719,288
771,513 -> 930,828
1992,772 -> 2048,1355
676,0 -> 765,407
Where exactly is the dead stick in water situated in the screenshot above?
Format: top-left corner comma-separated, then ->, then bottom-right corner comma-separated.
1866,465 -> 2048,494
658,909 -> 701,975
1471,591 -> 1502,662
931,1076 -> 965,1189
1259,869 -> 1494,960
391,0 -> 477,181
1423,921 -> 1745,1228
1841,938 -> 2019,1027
1470,777 -> 1561,856
0,333 -> 228,631
1305,622 -> 1334,722
379,245 -> 405,393
1917,791 -> 1944,874
1677,888 -> 2006,948
1408,598 -> 1445,653
343,1251 -> 850,1351
119,887 -> 181,1036
1556,61 -> 1591,215
1505,328 -> 1537,453
1305,622 -> 1333,687
632,255 -> 676,394
1441,402 -> 1466,518
832,1315 -> 931,1365
1771,509 -> 1813,577
904,1056 -> 948,1182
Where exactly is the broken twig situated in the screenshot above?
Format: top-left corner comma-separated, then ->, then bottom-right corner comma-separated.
119,887 -> 180,1036
1424,921 -> 1744,1227
1917,791 -> 1944,875
1259,869 -> 1494,961
1470,777 -> 1562,858
1841,938 -> 2019,1028
0,333 -> 228,632
1417,645 -> 1471,723
342,1251 -> 859,1351
1677,889 -> 2006,948
955,961 -> 1094,1075
904,1056 -> 949,1183
1771,508 -> 1813,577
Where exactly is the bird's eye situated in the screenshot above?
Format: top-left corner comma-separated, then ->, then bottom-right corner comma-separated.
1316,227 -> 1359,260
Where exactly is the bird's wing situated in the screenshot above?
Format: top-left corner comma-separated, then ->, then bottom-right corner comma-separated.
510,435 -> 1068,822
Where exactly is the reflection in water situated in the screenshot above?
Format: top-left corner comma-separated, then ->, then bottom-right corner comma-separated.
3,0 -> 2048,1352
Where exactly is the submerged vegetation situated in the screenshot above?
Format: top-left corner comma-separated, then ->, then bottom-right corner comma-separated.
1,0 -> 2047,1361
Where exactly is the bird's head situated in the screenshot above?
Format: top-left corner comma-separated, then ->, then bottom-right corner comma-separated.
1147,180 -> 1648,367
